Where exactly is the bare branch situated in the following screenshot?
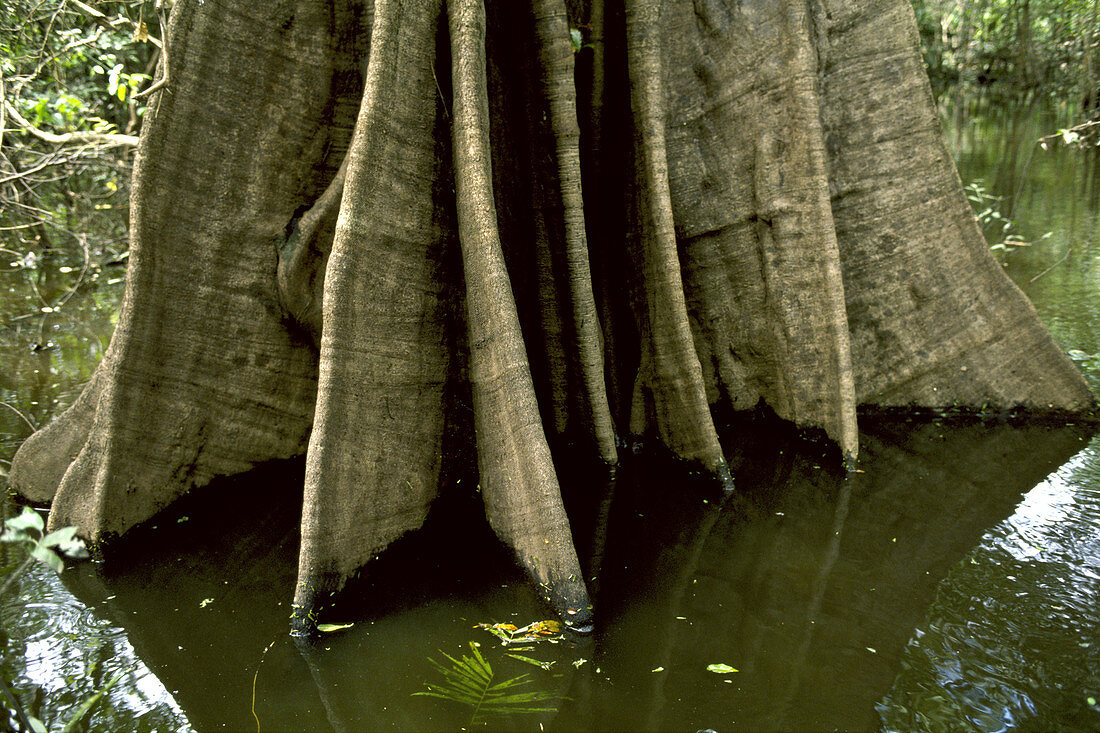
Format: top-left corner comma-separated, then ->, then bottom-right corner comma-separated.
134,1 -> 170,99
0,154 -> 63,185
0,401 -> 37,432
3,99 -> 138,147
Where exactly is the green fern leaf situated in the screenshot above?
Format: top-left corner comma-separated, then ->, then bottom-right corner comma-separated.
413,641 -> 564,725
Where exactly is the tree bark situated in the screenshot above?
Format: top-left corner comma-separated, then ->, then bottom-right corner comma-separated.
9,0 -> 1094,632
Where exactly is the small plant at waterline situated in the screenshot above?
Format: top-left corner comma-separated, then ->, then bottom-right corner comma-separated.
964,180 -> 1051,257
1,507 -> 125,732
1,507 -> 88,595
413,641 -> 563,726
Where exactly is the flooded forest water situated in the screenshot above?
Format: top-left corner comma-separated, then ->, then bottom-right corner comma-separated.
2,105 -> 1100,732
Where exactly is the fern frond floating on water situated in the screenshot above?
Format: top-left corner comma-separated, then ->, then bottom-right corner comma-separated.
413,641 -> 561,726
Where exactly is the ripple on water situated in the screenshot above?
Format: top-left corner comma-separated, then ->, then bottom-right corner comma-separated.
878,439 -> 1100,732
2,554 -> 191,731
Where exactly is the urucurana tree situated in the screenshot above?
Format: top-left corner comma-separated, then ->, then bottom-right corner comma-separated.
9,0 -> 1093,633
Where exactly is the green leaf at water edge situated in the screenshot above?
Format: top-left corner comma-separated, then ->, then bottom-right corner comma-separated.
41,526 -> 77,549
37,526 -> 88,560
31,544 -> 64,573
3,507 -> 44,536
570,28 -> 583,52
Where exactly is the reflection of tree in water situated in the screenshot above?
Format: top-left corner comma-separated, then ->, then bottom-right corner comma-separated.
559,417 -> 1093,732
880,436 -> 1100,732
53,457 -> 574,731
38,417 -> 1094,731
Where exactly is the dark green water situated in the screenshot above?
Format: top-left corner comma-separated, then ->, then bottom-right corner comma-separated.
2,108 -> 1099,732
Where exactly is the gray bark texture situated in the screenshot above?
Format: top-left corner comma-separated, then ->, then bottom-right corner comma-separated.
9,0 -> 1094,631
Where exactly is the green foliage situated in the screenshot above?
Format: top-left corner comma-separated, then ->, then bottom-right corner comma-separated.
506,653 -> 555,670
1,642 -> 125,733
570,27 -> 584,53
1067,349 -> 1100,370
56,670 -> 125,733
568,27 -> 595,54
1067,348 -> 1100,389
1,2 -> 151,327
1039,119 -> 1100,149
413,642 -> 563,726
0,507 -> 87,579
2,1 -> 157,134
911,0 -> 1099,115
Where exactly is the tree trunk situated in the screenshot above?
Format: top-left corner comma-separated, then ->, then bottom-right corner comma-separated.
1015,0 -> 1033,97
9,0 -> 1093,632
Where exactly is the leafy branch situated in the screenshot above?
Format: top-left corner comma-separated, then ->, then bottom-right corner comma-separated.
1038,119 -> 1100,150
0,506 -> 88,595
0,508 -> 121,732
964,179 -> 1050,256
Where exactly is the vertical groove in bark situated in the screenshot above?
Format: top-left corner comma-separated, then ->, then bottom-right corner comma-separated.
13,0 -> 336,538
448,0 -> 592,624
292,0 -> 455,627
651,0 -> 860,458
483,18 -> 572,442
767,0 -> 857,455
276,157 -> 348,345
531,0 -> 617,466
622,0 -> 728,476
530,191 -> 572,435
579,0 -> 643,437
821,0 -> 1094,412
